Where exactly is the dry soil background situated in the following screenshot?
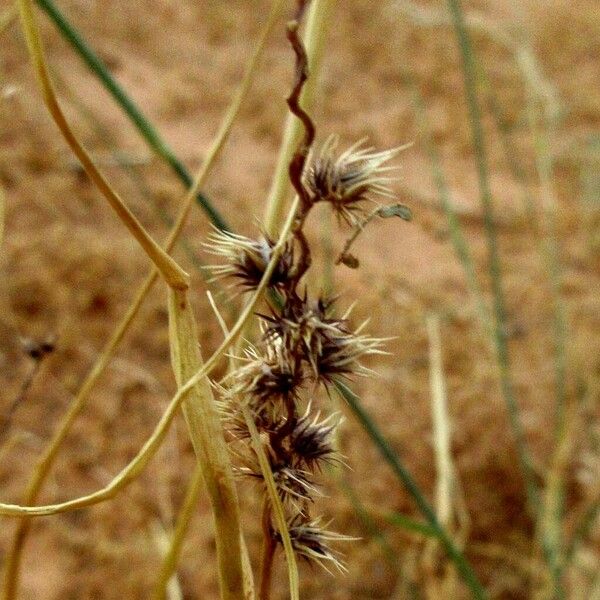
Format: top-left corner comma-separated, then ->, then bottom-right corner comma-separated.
0,1 -> 599,599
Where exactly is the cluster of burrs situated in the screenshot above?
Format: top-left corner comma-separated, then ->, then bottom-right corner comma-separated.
204,134 -> 403,576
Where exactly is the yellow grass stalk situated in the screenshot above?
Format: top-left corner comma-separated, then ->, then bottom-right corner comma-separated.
0,184 -> 4,250
167,286 -> 246,599
0,196 -> 299,518
424,313 -> 466,598
17,0 -> 189,290
426,314 -> 453,529
263,0 -> 333,236
3,1 -> 281,595
243,407 -> 299,600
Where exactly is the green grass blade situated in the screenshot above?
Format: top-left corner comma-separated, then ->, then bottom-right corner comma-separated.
334,380 -> 487,600
411,85 -> 491,337
35,0 -> 229,231
446,0 -> 539,516
338,478 -> 399,564
383,511 -> 439,539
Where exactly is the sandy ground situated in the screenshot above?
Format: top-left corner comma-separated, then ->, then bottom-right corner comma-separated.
1,0 -> 599,598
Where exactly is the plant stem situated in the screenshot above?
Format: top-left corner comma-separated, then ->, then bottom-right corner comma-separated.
3,2 -> 275,591
0,197 -> 300,518
259,501 -> 276,600
19,0 -> 189,290
446,0 -> 539,516
151,465 -> 204,600
244,406 -> 299,600
264,0 -> 333,236
168,287 -> 246,600
335,380 -> 487,600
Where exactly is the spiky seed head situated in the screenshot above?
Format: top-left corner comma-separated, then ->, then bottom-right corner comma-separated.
225,343 -> 304,406
305,135 -> 402,226
278,515 -> 355,574
311,329 -> 386,385
260,292 -> 347,369
261,292 -> 385,386
238,456 -> 317,509
203,229 -> 294,291
289,407 -> 339,470
220,394 -> 279,440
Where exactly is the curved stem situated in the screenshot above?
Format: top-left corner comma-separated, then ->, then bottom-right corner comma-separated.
35,0 -> 228,230
17,0 -> 189,289
3,0 -> 274,591
244,406 -> 299,600
263,0 -> 333,236
0,197 -> 300,518
259,500 -> 276,600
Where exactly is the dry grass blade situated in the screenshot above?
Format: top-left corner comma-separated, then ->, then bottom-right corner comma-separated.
423,313 -> 469,598
243,407 -> 299,600
0,197 -> 300,517
2,2 -> 280,594
427,314 -> 453,529
167,287 -> 246,600
520,34 -> 570,597
335,380 -> 487,599
17,0 -> 189,290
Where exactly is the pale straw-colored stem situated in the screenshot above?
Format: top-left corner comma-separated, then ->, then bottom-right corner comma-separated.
0,197 -> 300,518
426,314 -> 453,528
2,2 -> 279,595
243,408 -> 299,600
424,313 -> 461,598
167,286 -> 245,600
17,0 -> 189,289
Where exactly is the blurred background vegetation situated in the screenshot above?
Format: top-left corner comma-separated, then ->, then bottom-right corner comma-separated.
0,0 -> 599,598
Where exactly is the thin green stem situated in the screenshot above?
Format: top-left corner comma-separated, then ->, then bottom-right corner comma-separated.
446,0 -> 539,516
335,380 -> 487,600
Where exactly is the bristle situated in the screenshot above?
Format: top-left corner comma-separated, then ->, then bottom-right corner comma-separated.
277,515 -> 356,574
304,136 -> 407,226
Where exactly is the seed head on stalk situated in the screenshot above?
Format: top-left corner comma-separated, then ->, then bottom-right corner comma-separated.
305,135 -> 405,226
203,229 -> 295,292
203,0 -> 410,591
